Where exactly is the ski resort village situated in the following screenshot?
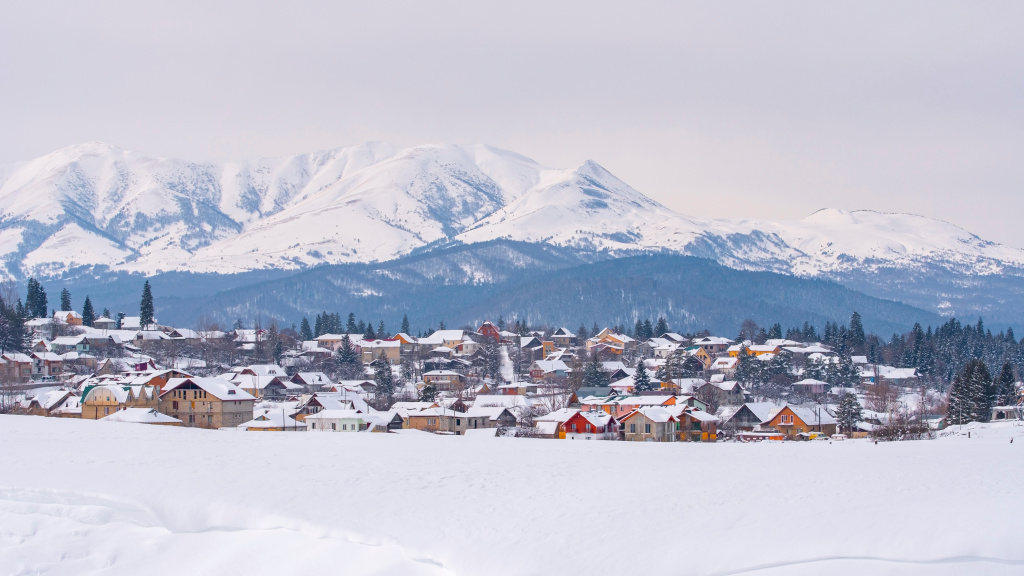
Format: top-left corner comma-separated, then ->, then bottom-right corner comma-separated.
3,280 -> 1022,443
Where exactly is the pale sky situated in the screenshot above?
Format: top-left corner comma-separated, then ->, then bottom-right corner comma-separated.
2,1 -> 1022,246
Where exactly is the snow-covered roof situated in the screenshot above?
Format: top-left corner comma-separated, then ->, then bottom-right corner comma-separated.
101,408 -> 181,424
239,408 -> 306,429
162,378 -> 256,401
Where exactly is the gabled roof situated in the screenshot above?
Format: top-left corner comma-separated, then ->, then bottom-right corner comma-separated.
101,408 -> 181,424
622,406 -> 676,423
161,378 -> 256,401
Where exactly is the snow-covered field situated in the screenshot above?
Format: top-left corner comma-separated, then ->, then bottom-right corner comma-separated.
1,416 -> 1022,576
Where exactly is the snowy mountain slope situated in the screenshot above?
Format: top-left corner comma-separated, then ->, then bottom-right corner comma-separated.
2,142 -> 1023,287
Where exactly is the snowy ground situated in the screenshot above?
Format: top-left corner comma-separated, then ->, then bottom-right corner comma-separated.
1,417 -> 1022,576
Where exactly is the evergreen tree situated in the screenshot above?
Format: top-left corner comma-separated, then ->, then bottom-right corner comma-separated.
418,383 -> 438,403
372,352 -> 396,400
642,319 -> 654,340
581,354 -> 607,388
346,313 -> 358,334
60,288 -> 72,312
996,363 -> 1017,406
102,308 -> 111,319
26,278 -> 48,318
971,360 -> 994,421
299,318 -> 314,341
116,312 -> 125,330
849,311 -> 866,351
314,314 -> 323,337
364,323 -> 377,340
577,323 -> 589,343
632,359 -> 654,393
634,319 -> 644,340
591,322 -> 600,338
0,296 -> 31,353
438,320 -> 446,331
482,339 -> 503,382
337,334 -> 361,378
947,364 -> 975,425
835,392 -> 863,434
139,281 -> 155,329
655,317 -> 669,337
377,320 -> 386,339
401,315 -> 410,335
767,323 -> 782,340
81,296 -> 95,327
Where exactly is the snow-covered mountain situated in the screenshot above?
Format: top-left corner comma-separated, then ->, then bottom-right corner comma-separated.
2,142 -> 1023,285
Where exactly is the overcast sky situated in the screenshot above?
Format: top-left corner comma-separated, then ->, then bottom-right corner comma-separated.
2,1 -> 1022,246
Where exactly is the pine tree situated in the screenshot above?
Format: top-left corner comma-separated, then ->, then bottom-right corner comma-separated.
139,281 -> 155,329
60,288 -> 72,312
949,360 -> 989,425
0,296 -> 31,353
969,359 -> 994,421
364,323 -> 377,340
26,278 -> 48,318
581,354 -> 607,388
634,319 -> 644,340
377,320 -> 386,339
372,352 -> 396,400
337,334 -> 361,378
438,320 -> 446,331
767,323 -> 782,340
633,359 -> 654,393
102,308 -> 111,319
401,315 -> 410,335
299,318 -> 314,341
642,319 -> 654,340
346,313 -> 358,334
655,317 -> 669,337
849,311 -> 866,351
835,392 -> 863,434
81,296 -> 95,327
996,363 -> 1016,406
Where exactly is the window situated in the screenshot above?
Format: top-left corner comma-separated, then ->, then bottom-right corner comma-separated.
104,407 -> 109,415
630,423 -> 636,433
456,419 -> 461,426
645,423 -> 651,434
331,423 -> 336,430
172,401 -> 178,410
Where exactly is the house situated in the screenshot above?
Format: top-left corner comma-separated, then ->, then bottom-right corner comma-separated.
529,359 -> 570,382
293,392 -> 370,422
227,374 -> 300,400
305,409 -> 391,432
549,327 -> 576,348
762,405 -> 838,438
666,406 -> 720,441
691,336 -> 733,356
422,370 -> 463,391
290,372 -> 335,391
477,321 -> 501,343
696,380 -> 746,406
239,408 -> 306,431
419,329 -> 473,351
314,333 -> 361,352
620,407 -> 677,442
21,390 -> 80,417
710,356 -> 739,375
720,402 -> 782,432
361,338 -> 401,363
562,410 -> 618,440
406,408 -> 469,434
1,352 -> 34,382
81,384 -> 159,419
791,378 -> 829,396
464,406 -> 518,430
53,310 -> 83,326
534,408 -> 580,439
100,407 -> 182,426
159,377 -> 257,429
568,387 -> 615,405
93,316 -> 117,330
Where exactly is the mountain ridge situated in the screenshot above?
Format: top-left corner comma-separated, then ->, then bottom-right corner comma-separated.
3,141 -> 1024,322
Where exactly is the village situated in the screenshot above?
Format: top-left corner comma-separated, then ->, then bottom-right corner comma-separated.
5,296 -> 1021,442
